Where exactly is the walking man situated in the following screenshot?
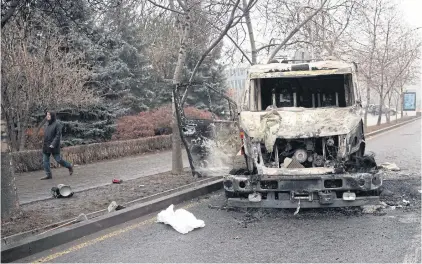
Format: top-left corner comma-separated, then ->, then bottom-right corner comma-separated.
41,111 -> 73,180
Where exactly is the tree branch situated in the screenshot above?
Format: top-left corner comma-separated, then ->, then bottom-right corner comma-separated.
266,0 -> 329,63
1,0 -> 20,28
181,0 -> 246,103
226,33 -> 252,64
188,0 -> 241,83
146,0 -> 185,15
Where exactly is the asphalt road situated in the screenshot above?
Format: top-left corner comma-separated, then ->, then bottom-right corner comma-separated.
18,119 -> 421,263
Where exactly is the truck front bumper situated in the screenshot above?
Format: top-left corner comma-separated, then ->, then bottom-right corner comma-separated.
223,172 -> 383,208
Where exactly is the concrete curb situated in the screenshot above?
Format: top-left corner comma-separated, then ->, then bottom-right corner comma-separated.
366,117 -> 420,138
1,178 -> 223,263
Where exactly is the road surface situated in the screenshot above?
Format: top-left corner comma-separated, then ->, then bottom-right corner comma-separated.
18,119 -> 421,263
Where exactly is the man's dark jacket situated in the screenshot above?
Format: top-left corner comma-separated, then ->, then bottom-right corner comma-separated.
43,112 -> 62,154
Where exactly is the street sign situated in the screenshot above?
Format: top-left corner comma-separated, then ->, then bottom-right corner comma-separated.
403,92 -> 416,111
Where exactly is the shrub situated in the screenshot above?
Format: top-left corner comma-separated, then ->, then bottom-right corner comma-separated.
113,104 -> 213,140
25,127 -> 44,150
13,135 -> 172,172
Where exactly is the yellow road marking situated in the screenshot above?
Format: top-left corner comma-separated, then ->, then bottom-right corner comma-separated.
32,203 -> 198,263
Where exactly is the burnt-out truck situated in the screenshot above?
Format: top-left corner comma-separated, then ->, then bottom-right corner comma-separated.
175,58 -> 383,209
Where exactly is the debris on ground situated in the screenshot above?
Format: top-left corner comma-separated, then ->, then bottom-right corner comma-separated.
39,213 -> 88,235
361,202 -> 387,214
107,201 -> 126,212
379,162 -> 400,171
402,199 -> 410,206
76,213 -> 88,222
293,200 -> 301,216
51,184 -> 74,198
157,204 -> 205,234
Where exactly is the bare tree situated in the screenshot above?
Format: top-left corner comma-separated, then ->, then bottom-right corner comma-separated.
351,0 -> 384,126
222,0 -> 330,65
1,17 -> 99,151
145,0 -> 248,174
266,0 -> 329,63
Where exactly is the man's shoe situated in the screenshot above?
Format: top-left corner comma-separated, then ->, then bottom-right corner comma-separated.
40,176 -> 52,180
69,165 -> 73,175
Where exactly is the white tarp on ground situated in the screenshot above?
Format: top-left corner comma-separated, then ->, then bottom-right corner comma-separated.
157,204 -> 205,234
379,162 -> 401,171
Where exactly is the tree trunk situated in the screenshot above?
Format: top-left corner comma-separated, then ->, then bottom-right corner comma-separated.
18,117 -> 29,151
1,119 -> 20,220
243,0 -> 257,65
386,95 -> 392,123
364,79 -> 370,127
6,115 -> 19,151
396,93 -> 400,122
171,95 -> 183,174
171,10 -> 191,174
377,87 -> 383,126
400,89 -> 404,118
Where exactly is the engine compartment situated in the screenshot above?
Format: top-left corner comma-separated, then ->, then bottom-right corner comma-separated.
260,136 -> 344,169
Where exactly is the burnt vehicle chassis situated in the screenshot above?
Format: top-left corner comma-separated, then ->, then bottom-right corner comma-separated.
224,169 -> 383,209
227,123 -> 383,209
173,80 -> 383,209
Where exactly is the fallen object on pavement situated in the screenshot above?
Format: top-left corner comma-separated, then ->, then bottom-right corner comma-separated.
40,213 -> 88,235
379,162 -> 400,171
361,202 -> 387,214
51,184 -> 74,198
157,204 -> 205,234
108,201 -> 126,212
293,200 -> 301,215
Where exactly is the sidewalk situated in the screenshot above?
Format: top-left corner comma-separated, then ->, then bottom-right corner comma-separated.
16,150 -> 189,204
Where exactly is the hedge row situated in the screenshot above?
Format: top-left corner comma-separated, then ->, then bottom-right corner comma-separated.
12,135 -> 172,173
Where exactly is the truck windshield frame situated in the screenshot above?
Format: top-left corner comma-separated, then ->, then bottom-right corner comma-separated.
252,73 -> 354,110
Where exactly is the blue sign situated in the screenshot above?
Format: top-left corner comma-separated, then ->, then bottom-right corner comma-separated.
403,92 -> 416,111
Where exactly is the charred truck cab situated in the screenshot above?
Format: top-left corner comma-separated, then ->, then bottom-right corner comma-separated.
224,59 -> 383,208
